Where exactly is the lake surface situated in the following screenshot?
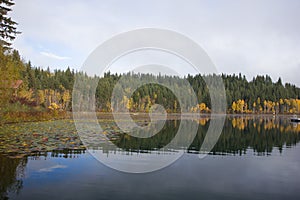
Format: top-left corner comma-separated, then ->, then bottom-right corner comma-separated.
1,116 -> 300,199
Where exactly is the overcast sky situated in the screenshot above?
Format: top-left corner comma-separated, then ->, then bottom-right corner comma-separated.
11,0 -> 300,86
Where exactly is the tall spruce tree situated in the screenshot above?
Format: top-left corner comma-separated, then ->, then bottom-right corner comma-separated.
0,0 -> 20,49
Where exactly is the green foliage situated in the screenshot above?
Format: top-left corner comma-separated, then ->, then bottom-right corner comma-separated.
0,46 -> 25,109
0,0 -> 20,49
1,0 -> 300,116
2,48 -> 300,114
92,72 -> 300,113
1,35 -> 300,115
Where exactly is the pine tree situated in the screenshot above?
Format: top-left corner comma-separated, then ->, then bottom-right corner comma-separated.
0,0 -> 20,49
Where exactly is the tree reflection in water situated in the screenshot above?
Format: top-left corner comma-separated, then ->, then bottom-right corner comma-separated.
0,117 -> 299,198
110,117 -> 300,156
0,149 -> 86,199
0,155 -> 26,200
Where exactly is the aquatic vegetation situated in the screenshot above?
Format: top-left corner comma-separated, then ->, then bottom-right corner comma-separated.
0,120 -> 85,158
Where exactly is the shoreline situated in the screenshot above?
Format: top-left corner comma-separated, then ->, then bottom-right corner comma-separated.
1,111 -> 298,125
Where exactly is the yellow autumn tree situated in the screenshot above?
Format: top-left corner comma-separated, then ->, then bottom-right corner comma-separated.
62,90 -> 71,110
199,103 -> 206,112
37,90 -> 45,106
253,102 -> 256,113
236,99 -> 245,113
232,102 -> 237,113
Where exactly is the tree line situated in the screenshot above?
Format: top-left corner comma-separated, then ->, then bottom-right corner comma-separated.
1,0 -> 299,114
1,47 -> 300,114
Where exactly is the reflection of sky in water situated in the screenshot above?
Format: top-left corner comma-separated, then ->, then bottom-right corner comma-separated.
38,165 -> 67,172
9,145 -> 300,200
2,117 -> 300,199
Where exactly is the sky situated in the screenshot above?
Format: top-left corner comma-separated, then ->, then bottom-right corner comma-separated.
11,0 -> 300,86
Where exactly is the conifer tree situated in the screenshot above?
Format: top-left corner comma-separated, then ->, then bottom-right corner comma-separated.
0,0 -> 20,49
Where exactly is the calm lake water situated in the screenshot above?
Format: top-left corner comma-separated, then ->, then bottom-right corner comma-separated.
1,116 -> 300,200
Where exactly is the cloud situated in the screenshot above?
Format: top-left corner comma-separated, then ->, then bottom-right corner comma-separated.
10,0 -> 300,86
40,51 -> 71,60
38,164 -> 67,172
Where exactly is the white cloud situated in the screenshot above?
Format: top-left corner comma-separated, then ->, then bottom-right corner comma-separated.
38,164 -> 67,172
40,51 -> 70,60
10,0 -> 300,86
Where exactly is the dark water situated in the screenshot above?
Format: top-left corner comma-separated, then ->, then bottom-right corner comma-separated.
1,116 -> 300,200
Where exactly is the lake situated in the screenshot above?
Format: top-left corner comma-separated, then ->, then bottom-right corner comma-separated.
1,116 -> 300,199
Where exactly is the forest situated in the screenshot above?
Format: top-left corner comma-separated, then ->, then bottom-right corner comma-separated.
1,0 -> 300,116
1,46 -> 300,115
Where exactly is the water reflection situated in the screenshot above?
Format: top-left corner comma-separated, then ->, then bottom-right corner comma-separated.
192,116 -> 300,155
0,117 -> 300,198
26,149 -> 86,159
97,116 -> 300,156
0,154 -> 26,199
0,149 -> 86,199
